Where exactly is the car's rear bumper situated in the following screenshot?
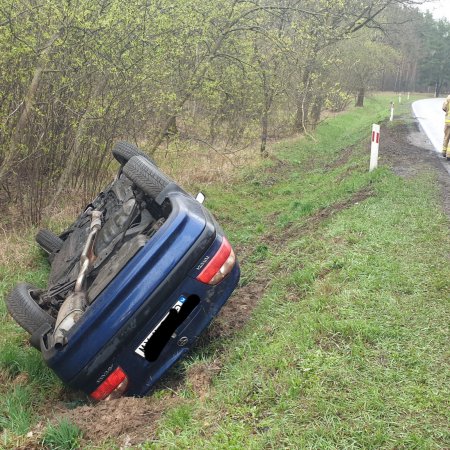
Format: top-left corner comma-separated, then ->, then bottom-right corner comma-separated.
74,262 -> 239,397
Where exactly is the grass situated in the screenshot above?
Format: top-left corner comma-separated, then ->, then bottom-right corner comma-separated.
1,92 -> 449,448
41,418 -> 83,450
0,228 -> 65,448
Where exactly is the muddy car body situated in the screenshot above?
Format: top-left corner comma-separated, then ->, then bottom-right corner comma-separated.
6,143 -> 240,400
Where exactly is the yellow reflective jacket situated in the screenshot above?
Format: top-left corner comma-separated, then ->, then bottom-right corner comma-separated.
443,96 -> 450,123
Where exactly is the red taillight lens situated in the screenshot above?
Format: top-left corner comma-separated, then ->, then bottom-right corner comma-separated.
196,238 -> 236,285
90,367 -> 128,401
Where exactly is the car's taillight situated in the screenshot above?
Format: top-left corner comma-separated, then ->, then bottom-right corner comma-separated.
90,367 -> 128,401
196,237 -> 236,285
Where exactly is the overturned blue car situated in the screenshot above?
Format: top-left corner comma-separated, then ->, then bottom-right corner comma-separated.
6,142 -> 240,400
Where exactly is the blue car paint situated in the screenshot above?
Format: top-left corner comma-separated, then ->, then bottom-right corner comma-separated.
84,262 -> 239,397
132,265 -> 239,396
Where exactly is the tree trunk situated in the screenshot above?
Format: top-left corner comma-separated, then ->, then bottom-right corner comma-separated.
294,68 -> 312,133
0,32 -> 60,184
435,80 -> 442,98
260,110 -> 269,158
260,72 -> 273,158
356,88 -> 365,107
50,76 -> 107,206
310,96 -> 323,129
151,115 -> 179,155
410,60 -> 418,93
394,65 -> 400,93
399,57 -> 405,92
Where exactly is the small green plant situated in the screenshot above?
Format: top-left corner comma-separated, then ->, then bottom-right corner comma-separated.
0,385 -> 35,435
164,404 -> 192,430
42,418 -> 83,450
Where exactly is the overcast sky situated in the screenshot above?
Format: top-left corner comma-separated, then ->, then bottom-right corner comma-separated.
418,0 -> 450,21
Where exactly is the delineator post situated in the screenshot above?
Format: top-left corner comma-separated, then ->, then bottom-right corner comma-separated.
369,124 -> 380,172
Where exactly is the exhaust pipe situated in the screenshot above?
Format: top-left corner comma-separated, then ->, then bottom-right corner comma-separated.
75,210 -> 102,292
53,292 -> 86,348
53,210 -> 102,347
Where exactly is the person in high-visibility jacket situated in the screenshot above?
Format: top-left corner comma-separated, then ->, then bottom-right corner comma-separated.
442,95 -> 450,158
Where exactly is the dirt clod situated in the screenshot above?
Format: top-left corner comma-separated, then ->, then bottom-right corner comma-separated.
186,360 -> 222,399
207,277 -> 268,340
59,396 -> 178,446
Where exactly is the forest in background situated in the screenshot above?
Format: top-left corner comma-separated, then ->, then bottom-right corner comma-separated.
1,0 -> 450,224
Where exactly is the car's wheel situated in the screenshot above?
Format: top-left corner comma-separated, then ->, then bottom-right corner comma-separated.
6,283 -> 55,335
122,156 -> 171,198
112,141 -> 156,167
36,229 -> 63,254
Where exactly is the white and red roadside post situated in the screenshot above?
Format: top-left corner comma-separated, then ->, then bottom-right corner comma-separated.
370,124 -> 380,172
390,102 -> 394,121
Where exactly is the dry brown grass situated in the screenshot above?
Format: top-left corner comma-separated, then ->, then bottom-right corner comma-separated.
153,141 -> 261,190
0,142 -> 259,269
41,193 -> 87,231
0,124 -> 305,266
152,132 -> 308,193
0,190 -> 85,271
0,226 -> 38,270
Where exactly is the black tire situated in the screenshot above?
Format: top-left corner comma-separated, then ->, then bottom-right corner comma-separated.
6,283 -> 55,335
122,156 -> 171,198
112,141 -> 156,167
36,229 -> 63,254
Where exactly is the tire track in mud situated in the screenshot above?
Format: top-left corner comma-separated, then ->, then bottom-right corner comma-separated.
261,186 -> 374,251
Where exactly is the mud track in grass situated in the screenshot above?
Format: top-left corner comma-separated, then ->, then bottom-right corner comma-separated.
26,118 -> 450,448
381,119 -> 450,219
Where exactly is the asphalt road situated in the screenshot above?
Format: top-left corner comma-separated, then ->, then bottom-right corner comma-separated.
412,98 -> 446,153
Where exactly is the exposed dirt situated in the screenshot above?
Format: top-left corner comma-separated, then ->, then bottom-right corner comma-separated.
381,121 -> 439,178
206,276 -> 269,340
380,119 -> 450,219
19,396 -> 179,449
324,142 -> 359,170
186,359 -> 222,400
59,396 -> 177,447
260,186 -> 374,252
25,116 -> 450,448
